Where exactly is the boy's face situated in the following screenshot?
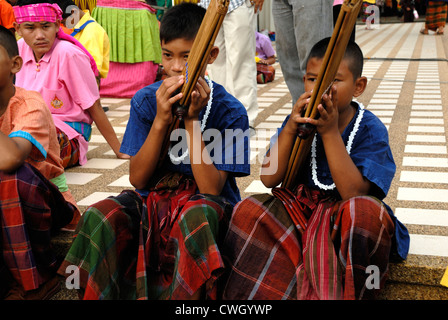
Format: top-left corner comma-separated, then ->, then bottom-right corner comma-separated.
304,57 -> 363,113
161,37 -> 218,78
15,21 -> 60,61
161,38 -> 195,78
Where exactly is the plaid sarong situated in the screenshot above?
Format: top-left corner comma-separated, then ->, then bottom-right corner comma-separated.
426,1 -> 447,31
0,163 -> 74,292
257,64 -> 275,84
222,185 -> 394,300
59,173 -> 232,300
56,128 -> 80,169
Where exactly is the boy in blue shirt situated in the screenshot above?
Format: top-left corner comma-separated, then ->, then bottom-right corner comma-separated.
222,38 -> 410,300
59,2 -> 250,300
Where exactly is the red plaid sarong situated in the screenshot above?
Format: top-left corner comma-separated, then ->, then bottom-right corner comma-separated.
222,185 -> 394,300
257,64 -> 276,84
59,173 -> 232,300
0,163 -> 74,292
56,128 -> 80,168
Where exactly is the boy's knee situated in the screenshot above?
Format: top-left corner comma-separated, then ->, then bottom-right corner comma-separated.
0,163 -> 43,193
181,194 -> 232,237
190,193 -> 232,219
339,196 -> 393,231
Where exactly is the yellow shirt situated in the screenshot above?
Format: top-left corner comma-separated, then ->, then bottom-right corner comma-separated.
73,11 -> 110,79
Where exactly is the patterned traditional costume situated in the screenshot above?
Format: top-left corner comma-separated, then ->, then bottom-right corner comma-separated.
1,87 -> 76,297
91,0 -> 162,98
58,80 -> 250,299
424,0 -> 447,33
222,102 -> 410,300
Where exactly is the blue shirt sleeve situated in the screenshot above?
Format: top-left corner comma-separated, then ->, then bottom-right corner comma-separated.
120,86 -> 157,156
349,112 -> 396,199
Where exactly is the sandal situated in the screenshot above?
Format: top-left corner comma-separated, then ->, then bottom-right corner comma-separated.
436,28 -> 444,35
420,28 -> 428,35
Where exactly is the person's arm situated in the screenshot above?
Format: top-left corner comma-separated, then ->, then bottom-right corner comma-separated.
128,75 -> 183,189
260,91 -> 312,187
257,55 -> 276,65
252,0 -> 265,13
183,77 -> 228,195
304,90 -> 371,200
0,133 -> 32,172
87,99 -> 130,159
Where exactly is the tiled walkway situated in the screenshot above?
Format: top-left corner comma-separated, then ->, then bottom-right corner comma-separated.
65,22 -> 448,280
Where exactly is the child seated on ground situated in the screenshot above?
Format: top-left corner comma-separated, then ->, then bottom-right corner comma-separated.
255,31 -> 276,84
222,38 -> 410,300
0,25 -> 78,300
58,2 -> 250,300
13,1 -> 129,168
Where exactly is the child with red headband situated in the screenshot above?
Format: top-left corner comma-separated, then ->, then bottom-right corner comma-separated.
13,1 -> 129,168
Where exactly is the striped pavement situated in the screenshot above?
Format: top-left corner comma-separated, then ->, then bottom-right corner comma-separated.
64,21 -> 448,289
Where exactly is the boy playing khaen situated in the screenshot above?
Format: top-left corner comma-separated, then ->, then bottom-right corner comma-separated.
58,3 -> 250,300
0,25 -> 76,300
222,38 -> 410,300
13,1 -> 128,168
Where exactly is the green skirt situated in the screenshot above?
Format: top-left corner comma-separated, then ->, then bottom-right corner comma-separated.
92,6 -> 161,64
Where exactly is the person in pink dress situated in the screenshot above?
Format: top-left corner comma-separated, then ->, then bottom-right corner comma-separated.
91,0 -> 162,98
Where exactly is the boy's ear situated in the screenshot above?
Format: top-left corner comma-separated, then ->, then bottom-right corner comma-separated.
11,55 -> 23,75
207,46 -> 219,65
13,22 -> 22,37
353,76 -> 367,98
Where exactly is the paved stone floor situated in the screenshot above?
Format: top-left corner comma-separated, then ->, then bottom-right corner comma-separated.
60,21 -> 448,298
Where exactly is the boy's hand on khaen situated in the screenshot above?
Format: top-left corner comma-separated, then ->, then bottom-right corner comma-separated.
283,91 -> 312,136
155,75 -> 184,127
305,85 -> 339,138
186,76 -> 210,121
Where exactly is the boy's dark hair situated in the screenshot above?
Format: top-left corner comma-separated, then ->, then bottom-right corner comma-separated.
0,25 -> 19,57
16,0 -> 49,5
307,37 -> 364,80
49,0 -> 78,19
160,3 -> 206,44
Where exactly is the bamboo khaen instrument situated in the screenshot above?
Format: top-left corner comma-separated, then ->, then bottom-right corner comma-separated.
158,0 -> 229,167
281,0 -> 363,190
